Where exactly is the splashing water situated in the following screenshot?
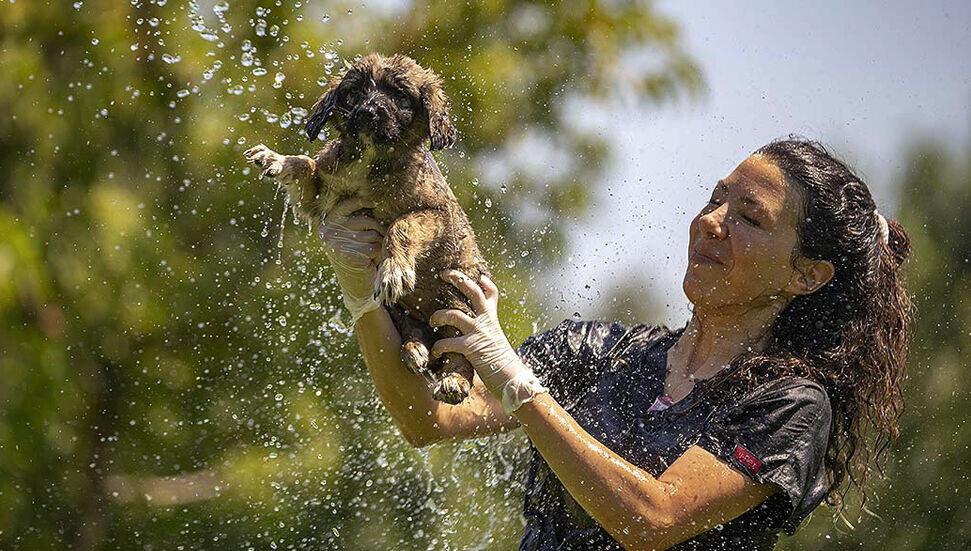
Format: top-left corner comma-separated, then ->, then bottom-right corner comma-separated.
276,193 -> 289,264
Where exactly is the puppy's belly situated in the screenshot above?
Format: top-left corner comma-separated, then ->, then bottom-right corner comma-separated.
317,162 -> 373,215
396,255 -> 484,321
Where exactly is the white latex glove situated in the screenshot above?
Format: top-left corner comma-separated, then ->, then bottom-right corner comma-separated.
429,270 -> 548,414
318,198 -> 386,324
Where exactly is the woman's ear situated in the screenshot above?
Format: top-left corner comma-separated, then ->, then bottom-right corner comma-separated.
305,81 -> 340,142
420,81 -> 456,150
786,256 -> 835,296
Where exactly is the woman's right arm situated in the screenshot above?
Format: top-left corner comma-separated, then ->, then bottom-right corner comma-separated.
354,296 -> 520,447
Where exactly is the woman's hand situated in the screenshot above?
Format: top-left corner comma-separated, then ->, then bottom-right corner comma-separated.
319,198 -> 386,324
429,270 -> 548,414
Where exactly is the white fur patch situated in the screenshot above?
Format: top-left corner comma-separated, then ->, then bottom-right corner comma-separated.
374,260 -> 416,305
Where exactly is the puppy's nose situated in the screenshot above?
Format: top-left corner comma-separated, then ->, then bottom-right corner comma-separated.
350,104 -> 379,127
359,107 -> 379,123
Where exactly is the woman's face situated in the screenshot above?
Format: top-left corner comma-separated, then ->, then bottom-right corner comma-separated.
682,154 -> 807,312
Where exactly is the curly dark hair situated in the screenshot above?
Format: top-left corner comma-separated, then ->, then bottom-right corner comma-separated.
713,137 -> 914,509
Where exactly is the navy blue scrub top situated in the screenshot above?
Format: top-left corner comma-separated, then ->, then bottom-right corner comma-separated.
515,320 -> 832,550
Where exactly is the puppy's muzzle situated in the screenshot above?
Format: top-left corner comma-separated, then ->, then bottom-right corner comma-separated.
348,103 -> 382,134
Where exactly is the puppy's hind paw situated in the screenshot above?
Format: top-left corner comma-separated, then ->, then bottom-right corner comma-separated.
373,260 -> 416,305
400,339 -> 430,373
433,373 -> 471,405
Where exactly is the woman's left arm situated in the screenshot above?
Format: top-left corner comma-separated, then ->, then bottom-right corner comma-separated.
516,393 -> 776,549
430,271 -> 778,550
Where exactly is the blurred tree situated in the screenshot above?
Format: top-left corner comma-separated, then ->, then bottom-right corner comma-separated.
0,0 -> 700,549
780,137 -> 971,549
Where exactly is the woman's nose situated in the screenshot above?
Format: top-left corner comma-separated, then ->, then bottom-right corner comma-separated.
699,205 -> 728,239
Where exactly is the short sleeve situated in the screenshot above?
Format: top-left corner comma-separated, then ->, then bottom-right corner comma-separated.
515,319 -> 629,410
696,377 -> 832,533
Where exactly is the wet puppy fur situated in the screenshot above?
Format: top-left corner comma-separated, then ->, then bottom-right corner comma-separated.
244,53 -> 489,404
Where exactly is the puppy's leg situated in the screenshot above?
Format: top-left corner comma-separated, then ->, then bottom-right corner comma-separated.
387,304 -> 434,374
428,283 -> 479,404
244,144 -> 317,183
244,144 -> 320,220
374,210 -> 442,306
430,332 -> 474,405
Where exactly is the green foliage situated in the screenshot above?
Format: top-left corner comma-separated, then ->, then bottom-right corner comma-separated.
0,0 -> 699,548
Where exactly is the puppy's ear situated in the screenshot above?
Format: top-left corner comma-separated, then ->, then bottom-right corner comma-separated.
421,81 -> 456,150
305,82 -> 340,142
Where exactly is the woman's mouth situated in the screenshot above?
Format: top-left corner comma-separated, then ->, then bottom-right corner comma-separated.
690,248 -> 723,265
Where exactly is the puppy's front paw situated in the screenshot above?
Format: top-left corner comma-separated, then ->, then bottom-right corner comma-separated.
244,144 -> 285,179
373,259 -> 416,305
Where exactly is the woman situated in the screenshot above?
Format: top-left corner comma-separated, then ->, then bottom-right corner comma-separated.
318,138 -> 913,549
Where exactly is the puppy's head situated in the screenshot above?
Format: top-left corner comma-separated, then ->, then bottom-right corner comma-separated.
305,53 -> 456,150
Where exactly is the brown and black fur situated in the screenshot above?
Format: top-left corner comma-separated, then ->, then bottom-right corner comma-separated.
244,53 -> 488,404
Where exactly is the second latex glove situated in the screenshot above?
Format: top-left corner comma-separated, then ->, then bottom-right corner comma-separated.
429,270 -> 548,414
318,198 -> 386,324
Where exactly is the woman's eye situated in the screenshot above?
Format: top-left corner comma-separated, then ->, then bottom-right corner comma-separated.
743,215 -> 761,227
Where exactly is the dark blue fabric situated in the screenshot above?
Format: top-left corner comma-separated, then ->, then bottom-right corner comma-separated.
515,319 -> 831,550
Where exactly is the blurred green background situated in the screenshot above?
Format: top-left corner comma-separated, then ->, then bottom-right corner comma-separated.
0,0 -> 967,549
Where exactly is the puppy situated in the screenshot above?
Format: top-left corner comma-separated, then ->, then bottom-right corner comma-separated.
244,53 -> 489,405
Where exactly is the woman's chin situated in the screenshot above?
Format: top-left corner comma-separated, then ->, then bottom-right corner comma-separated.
682,273 -> 723,308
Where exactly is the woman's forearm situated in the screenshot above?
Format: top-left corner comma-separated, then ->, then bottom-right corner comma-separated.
514,393 -> 677,548
354,306 -> 447,447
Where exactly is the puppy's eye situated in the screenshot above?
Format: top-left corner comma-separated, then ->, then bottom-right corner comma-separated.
342,88 -> 363,104
393,91 -> 411,109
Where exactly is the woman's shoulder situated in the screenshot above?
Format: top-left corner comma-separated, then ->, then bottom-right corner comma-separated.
715,375 -> 833,442
740,376 -> 831,413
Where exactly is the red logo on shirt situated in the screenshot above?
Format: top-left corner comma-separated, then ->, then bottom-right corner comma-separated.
732,444 -> 762,475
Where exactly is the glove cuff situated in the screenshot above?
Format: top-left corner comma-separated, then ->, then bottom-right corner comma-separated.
499,370 -> 549,415
343,293 -> 381,325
